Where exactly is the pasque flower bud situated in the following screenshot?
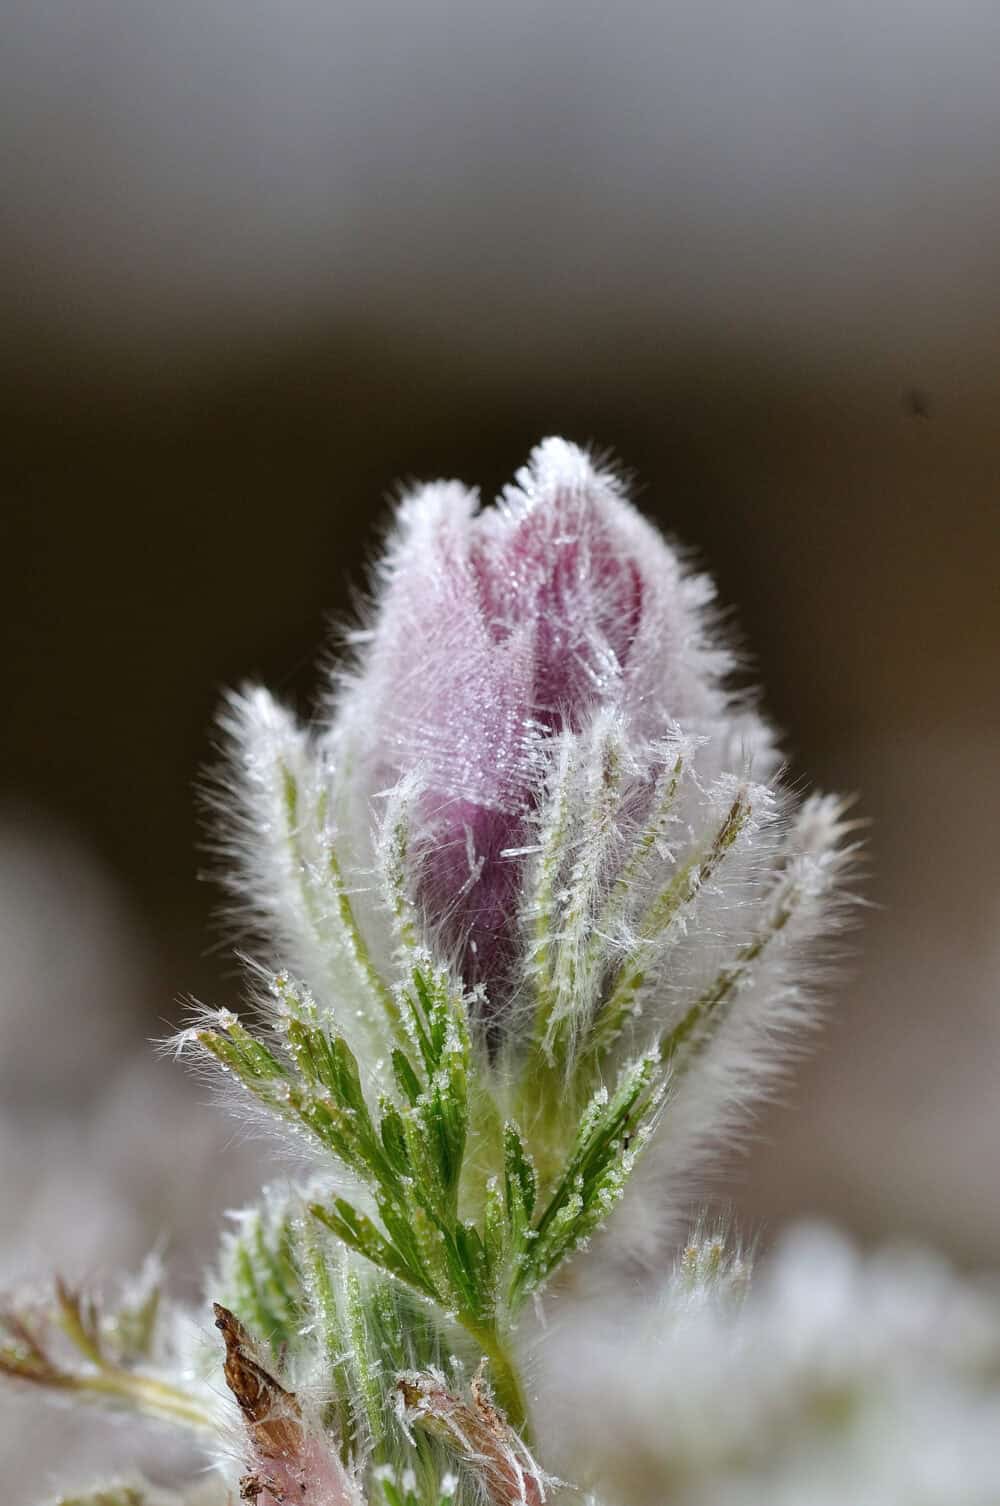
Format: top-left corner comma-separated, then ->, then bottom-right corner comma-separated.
333,437 -> 774,1003
213,434 -> 849,1275
0,435 -> 863,1506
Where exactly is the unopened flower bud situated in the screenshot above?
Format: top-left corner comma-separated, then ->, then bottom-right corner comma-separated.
334,437 -> 770,1005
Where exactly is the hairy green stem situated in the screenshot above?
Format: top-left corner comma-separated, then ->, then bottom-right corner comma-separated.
461,1318 -> 530,1439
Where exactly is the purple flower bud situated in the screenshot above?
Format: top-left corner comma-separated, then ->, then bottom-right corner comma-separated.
334,438 -> 746,1000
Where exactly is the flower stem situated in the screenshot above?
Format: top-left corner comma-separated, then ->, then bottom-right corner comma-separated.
70,1367 -> 214,1431
461,1318 -> 531,1440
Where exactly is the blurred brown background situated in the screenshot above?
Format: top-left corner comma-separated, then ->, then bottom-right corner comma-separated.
2,0 -> 999,1331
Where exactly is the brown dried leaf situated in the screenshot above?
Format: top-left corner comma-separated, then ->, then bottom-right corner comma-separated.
396,1367 -> 547,1506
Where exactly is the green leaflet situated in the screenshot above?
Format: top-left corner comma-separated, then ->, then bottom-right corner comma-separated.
277,755 -> 404,1044
502,1121 -> 537,1250
218,1204 -> 303,1352
511,1054 -> 662,1302
191,952 -> 665,1438
585,792 -> 752,1067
